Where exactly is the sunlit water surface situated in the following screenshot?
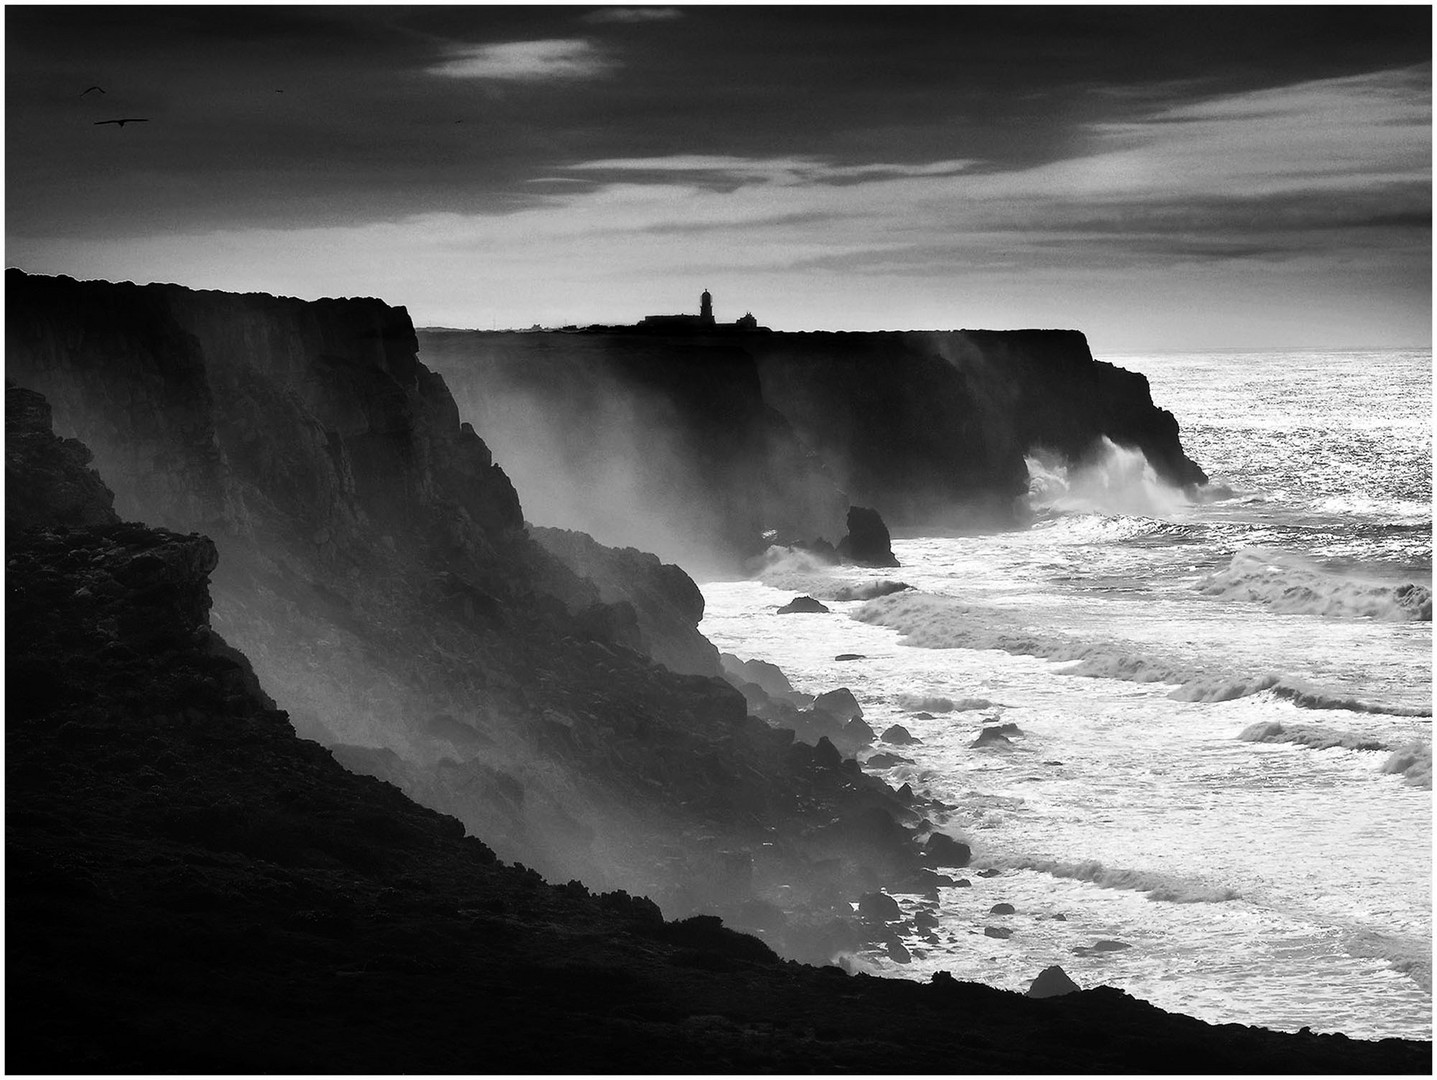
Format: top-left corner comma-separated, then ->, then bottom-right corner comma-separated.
700,349 -> 1431,1041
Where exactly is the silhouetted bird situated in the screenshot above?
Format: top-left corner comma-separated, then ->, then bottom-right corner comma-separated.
93,118 -> 149,127
80,85 -> 105,97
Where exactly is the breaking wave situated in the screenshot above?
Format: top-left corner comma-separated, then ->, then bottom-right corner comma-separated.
897,693 -> 997,713
1027,438 -> 1189,519
1198,548 -> 1432,622
1239,724 -> 1432,788
1380,743 -> 1433,788
1346,929 -> 1433,991
751,545 -> 838,592
829,580 -> 911,602
1269,682 -> 1432,718
855,591 -> 1429,716
1238,721 -> 1391,753
974,854 -> 1240,903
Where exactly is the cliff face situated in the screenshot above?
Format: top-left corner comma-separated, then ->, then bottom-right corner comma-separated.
5,272 -> 935,960
8,386 -> 1427,1073
419,327 -> 1207,546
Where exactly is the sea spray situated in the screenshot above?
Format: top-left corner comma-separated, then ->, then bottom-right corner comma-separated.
1027,437 -> 1189,518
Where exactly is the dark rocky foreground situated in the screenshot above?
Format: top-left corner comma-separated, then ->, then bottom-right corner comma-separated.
7,388 -> 1428,1073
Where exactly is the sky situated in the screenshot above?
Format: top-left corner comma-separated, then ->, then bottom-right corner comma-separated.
5,4 -> 1432,350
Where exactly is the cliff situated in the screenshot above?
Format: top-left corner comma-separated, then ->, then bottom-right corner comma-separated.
7,384 -> 1426,1073
419,326 -> 1207,551
5,271 -> 933,960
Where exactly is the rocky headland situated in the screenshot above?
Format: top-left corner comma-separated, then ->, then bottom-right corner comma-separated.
7,377 -> 1427,1073
418,324 -> 1208,562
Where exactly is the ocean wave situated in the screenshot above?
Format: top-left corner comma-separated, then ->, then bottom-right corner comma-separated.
1380,743 -> 1433,788
856,592 -> 1428,716
1197,548 -> 1432,622
1168,674 -> 1281,702
1026,437 -> 1189,519
829,579 -> 911,602
1238,723 -> 1433,788
974,854 -> 1240,903
1238,721 -> 1391,753
1346,929 -> 1433,991
897,693 -> 996,713
1314,494 -> 1432,522
1028,512 -> 1172,545
1269,682 -> 1432,718
751,545 -> 837,591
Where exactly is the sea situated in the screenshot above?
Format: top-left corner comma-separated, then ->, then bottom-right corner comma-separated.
698,348 -> 1433,1041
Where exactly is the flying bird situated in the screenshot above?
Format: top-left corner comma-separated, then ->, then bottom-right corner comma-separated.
93,118 -> 149,127
80,85 -> 105,97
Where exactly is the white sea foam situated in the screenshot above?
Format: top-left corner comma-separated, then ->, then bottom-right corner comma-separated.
1027,438 -> 1189,518
972,855 -> 1241,903
1198,548 -> 1432,622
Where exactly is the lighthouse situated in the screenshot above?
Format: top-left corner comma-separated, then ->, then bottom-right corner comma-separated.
699,289 -> 714,326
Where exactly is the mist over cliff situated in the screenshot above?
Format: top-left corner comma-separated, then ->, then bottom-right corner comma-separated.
417,329 -> 849,574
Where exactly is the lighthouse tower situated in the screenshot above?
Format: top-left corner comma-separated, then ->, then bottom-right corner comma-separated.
699,288 -> 714,326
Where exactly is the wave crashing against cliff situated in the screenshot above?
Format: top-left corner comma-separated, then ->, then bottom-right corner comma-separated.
1027,438 -> 1191,519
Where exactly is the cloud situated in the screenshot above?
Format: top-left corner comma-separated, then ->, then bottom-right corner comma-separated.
428,38 -> 614,80
563,155 -> 976,187
10,65 -> 1428,348
581,7 -> 682,24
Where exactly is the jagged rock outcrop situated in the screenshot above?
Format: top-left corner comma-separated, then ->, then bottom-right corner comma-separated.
778,595 -> 830,614
528,525 -> 721,677
1028,966 -> 1083,999
419,326 -> 1207,544
4,273 -> 930,960
837,505 -> 900,567
6,383 -> 118,529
